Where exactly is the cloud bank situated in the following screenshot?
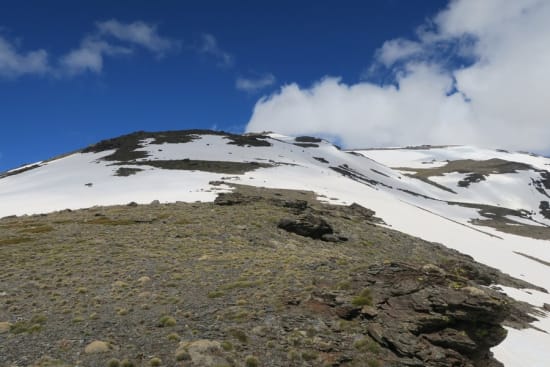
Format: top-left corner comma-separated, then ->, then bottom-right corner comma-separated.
246,0 -> 550,152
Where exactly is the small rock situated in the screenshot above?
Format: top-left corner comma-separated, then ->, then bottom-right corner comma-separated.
360,305 -> 378,318
462,286 -> 487,297
366,323 -> 386,345
127,201 -> 138,207
137,276 -> 151,284
282,199 -> 308,211
421,263 -> 446,276
84,340 -> 110,354
150,200 -> 160,205
334,306 -> 361,320
214,192 -> 246,206
321,233 -> 348,242
321,234 -> 340,242
543,303 -> 550,312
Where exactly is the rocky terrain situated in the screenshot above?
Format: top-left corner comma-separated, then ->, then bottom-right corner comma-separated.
0,185 -> 542,367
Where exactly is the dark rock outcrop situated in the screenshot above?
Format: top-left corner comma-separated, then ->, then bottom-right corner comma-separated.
214,192 -> 262,206
278,213 -> 334,240
540,201 -> 550,219
281,199 -> 308,212
306,262 -> 509,367
368,263 -> 508,367
349,202 -> 376,219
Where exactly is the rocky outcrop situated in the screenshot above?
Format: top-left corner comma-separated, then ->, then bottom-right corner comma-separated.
308,262 -> 509,367
278,214 -> 333,239
540,201 -> 550,219
278,213 -> 347,242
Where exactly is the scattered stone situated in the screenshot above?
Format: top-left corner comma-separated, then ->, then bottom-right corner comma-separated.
214,192 -> 246,205
360,305 -> 378,318
421,263 -> 446,276
295,136 -> 322,143
209,180 -> 225,186
320,233 -> 340,242
176,340 -> 231,366
462,286 -> 487,297
137,276 -> 151,284
334,305 -> 361,320
321,233 -> 348,242
282,199 -> 308,212
84,340 -> 110,354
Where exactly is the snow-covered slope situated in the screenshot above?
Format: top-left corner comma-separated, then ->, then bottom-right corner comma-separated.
1,131 -> 550,366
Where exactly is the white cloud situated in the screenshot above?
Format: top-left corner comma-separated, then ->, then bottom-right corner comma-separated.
375,39 -> 423,67
246,0 -> 550,152
236,73 -> 276,92
247,65 -> 478,148
1,19 -> 177,78
198,33 -> 233,67
0,35 -> 49,78
60,37 -> 132,75
96,19 -> 178,56
59,20 -> 178,75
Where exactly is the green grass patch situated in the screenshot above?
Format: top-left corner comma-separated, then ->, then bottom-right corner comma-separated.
158,315 -> 176,327
10,314 -> 47,334
207,290 -> 225,298
352,288 -> 373,307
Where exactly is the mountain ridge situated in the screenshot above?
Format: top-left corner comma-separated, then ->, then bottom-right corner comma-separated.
1,129 -> 550,366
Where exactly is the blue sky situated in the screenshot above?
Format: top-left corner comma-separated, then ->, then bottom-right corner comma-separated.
1,0 -> 549,171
